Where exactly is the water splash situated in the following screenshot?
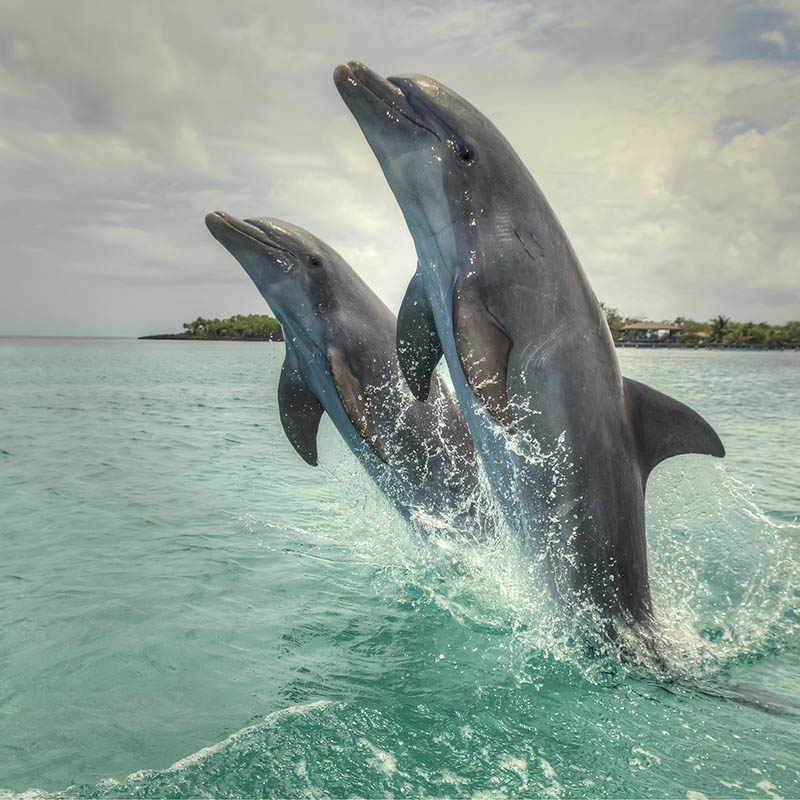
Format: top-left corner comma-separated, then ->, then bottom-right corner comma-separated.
315,436 -> 798,686
646,460 -> 799,678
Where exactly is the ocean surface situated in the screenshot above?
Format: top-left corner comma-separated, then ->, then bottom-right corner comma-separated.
1,338 -> 798,798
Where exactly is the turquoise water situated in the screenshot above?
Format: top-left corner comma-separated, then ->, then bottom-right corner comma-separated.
1,338 -> 798,798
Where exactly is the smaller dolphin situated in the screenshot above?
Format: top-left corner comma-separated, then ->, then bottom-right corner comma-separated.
205,212 -> 487,535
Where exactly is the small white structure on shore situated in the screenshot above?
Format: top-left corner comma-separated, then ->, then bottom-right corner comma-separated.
621,321 -> 683,343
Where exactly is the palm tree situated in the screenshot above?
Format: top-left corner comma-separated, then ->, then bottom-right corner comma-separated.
709,314 -> 730,343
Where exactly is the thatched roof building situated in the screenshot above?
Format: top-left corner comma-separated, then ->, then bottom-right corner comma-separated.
621,321 -> 683,333
620,321 -> 683,343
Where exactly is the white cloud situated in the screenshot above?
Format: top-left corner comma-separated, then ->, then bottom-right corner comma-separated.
760,29 -> 789,56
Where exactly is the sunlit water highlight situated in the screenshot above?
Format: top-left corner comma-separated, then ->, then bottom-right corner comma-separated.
1,339 -> 798,798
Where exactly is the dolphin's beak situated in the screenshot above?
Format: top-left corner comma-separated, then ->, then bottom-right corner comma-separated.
205,211 -> 297,284
206,211 -> 263,245
334,61 -> 404,100
334,60 -> 436,140
205,211 -> 282,251
333,62 -> 354,90
205,210 -> 229,237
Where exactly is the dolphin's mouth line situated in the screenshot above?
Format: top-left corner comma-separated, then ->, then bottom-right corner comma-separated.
345,64 -> 442,142
395,87 -> 460,147
210,212 -> 296,260
375,90 -> 441,141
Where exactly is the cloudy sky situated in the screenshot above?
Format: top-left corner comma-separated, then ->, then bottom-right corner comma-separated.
1,0 -> 798,335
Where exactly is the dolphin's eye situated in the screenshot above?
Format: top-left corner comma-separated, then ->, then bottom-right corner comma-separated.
308,255 -> 323,268
454,141 -> 475,165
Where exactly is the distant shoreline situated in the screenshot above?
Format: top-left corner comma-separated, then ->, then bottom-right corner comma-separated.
138,333 -> 281,342
134,334 -> 799,351
615,341 -> 800,350
0,336 -> 796,350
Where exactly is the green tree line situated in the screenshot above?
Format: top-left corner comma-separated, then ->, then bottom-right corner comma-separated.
179,309 -> 799,347
182,314 -> 283,341
600,304 -> 800,346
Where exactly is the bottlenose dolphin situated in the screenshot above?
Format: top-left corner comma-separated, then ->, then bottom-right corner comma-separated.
335,62 -> 725,636
205,211 -> 487,535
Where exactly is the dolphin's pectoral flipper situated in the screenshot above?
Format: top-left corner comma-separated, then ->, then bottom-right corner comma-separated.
328,347 -> 389,463
278,356 -> 325,467
396,266 -> 443,402
452,277 -> 514,426
625,377 -> 725,481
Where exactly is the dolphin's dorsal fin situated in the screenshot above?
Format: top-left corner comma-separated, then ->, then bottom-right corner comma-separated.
452,274 -> 514,425
396,265 -> 443,401
328,346 -> 389,463
624,377 -> 725,481
278,351 -> 324,466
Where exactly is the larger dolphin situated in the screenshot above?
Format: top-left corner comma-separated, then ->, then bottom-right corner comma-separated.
205,212 -> 488,535
335,62 -> 725,636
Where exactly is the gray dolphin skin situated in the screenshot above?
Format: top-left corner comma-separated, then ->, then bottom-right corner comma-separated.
205,211 -> 486,534
334,61 -> 725,638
